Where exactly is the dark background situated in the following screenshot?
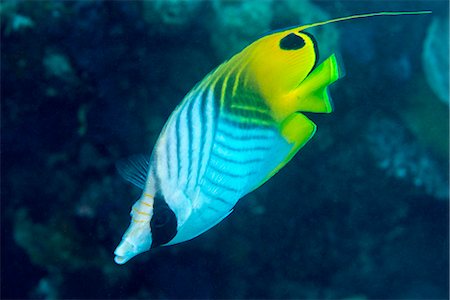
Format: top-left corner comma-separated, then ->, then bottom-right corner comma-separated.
1,0 -> 449,299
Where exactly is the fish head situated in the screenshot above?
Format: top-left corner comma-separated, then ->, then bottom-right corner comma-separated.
114,220 -> 152,265
114,191 -> 191,264
114,198 -> 153,264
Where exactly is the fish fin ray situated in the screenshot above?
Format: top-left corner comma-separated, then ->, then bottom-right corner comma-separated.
254,113 -> 316,189
116,154 -> 150,189
166,209 -> 234,246
289,54 -> 342,114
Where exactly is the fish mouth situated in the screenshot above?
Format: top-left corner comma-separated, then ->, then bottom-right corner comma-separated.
114,222 -> 153,264
114,240 -> 137,265
114,255 -> 130,265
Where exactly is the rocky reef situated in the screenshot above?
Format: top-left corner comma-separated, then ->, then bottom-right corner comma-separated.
2,0 -> 448,299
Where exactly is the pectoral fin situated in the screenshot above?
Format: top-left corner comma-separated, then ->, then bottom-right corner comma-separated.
116,155 -> 150,189
276,112 -> 317,170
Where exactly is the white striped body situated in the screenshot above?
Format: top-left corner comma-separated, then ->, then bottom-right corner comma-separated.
114,19 -> 345,264
149,65 -> 293,244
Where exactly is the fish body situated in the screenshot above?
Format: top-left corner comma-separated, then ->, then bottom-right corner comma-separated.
152,49 -> 338,244
114,11 -> 431,264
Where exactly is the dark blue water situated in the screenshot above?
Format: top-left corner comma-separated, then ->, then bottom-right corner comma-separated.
2,1 -> 448,299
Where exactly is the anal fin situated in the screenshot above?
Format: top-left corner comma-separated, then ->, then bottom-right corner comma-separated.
257,113 -> 316,187
253,55 -> 341,189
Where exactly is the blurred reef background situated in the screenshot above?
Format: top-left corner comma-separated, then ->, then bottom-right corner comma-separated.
1,0 -> 449,299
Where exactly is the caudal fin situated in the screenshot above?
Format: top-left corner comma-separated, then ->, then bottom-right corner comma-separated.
289,54 -> 342,114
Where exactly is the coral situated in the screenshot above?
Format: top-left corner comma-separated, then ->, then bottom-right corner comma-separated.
366,116 -> 449,200
210,0 -> 273,59
422,16 -> 449,105
31,276 -> 61,299
399,76 -> 449,161
13,209 -> 87,271
0,0 -> 35,35
142,0 -> 201,32
43,51 -> 74,79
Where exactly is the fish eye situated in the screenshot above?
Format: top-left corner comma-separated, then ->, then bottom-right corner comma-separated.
150,205 -> 177,247
279,33 -> 305,50
152,207 -> 172,228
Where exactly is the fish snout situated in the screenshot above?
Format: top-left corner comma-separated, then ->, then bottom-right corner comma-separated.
114,240 -> 136,264
114,224 -> 153,265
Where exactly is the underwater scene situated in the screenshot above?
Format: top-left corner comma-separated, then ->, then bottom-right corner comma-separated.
1,0 -> 449,299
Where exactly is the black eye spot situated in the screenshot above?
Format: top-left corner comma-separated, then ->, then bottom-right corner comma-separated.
152,208 -> 173,228
279,33 -> 305,50
150,195 -> 177,247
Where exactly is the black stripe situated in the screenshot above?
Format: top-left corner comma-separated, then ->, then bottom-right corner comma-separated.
186,97 -> 195,184
213,77 -> 225,109
211,79 -> 222,137
229,89 -> 272,119
230,106 -> 273,121
228,81 -> 268,112
301,31 -> 319,74
195,90 -> 207,185
222,73 -> 235,109
175,111 -> 182,181
206,205 -> 221,213
216,127 -> 272,142
217,67 -> 274,129
165,129 -> 171,180
211,151 -> 262,165
215,138 -> 270,152
222,113 -> 274,128
204,175 -> 239,193
151,150 -> 162,188
209,161 -> 256,178
198,82 -> 221,183
201,187 -> 233,206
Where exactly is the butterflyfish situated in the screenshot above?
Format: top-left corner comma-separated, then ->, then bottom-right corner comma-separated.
114,10 -> 431,264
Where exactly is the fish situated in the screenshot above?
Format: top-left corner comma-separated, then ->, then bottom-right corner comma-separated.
114,11 -> 431,264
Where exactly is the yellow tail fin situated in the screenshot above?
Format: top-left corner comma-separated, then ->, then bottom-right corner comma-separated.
285,54 -> 342,115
